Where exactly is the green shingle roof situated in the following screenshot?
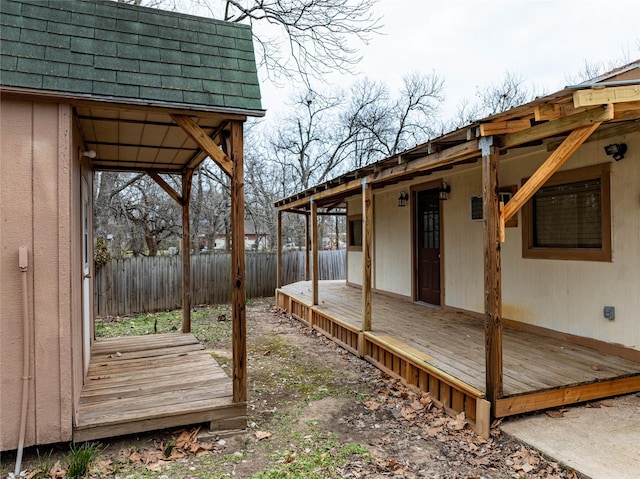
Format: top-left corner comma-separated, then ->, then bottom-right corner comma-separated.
0,0 -> 263,114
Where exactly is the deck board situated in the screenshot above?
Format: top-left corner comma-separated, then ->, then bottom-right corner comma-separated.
74,333 -> 243,442
280,281 -> 640,398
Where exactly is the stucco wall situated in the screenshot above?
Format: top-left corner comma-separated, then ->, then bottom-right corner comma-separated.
0,99 -> 77,450
347,130 -> 640,351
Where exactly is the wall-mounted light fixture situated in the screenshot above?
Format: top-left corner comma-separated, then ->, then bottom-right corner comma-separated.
81,150 -> 97,158
439,181 -> 451,200
604,143 -> 627,161
398,190 -> 409,207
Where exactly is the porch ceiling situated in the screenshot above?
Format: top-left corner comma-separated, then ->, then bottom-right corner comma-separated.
75,101 -> 244,174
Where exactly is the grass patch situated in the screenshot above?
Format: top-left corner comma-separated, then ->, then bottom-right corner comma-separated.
95,305 -> 232,348
249,333 -> 342,403
66,442 -> 102,479
250,430 -> 371,479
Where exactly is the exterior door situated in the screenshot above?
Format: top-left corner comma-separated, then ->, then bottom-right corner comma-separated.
416,189 -> 441,305
82,177 -> 91,374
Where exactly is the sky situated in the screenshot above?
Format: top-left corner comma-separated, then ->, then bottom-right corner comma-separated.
258,0 -> 640,122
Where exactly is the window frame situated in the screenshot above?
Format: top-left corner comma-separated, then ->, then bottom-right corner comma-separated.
347,215 -> 363,252
521,163 -> 611,262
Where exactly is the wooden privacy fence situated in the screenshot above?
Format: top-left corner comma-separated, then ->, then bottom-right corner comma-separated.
94,250 -> 345,316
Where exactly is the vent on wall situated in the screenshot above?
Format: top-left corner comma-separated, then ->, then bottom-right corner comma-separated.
470,192 -> 513,221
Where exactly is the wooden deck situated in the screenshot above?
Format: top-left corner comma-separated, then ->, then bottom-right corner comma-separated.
74,333 -> 244,442
277,281 -> 640,435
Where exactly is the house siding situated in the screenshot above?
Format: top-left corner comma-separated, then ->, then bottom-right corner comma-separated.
0,99 -> 77,450
347,130 -> 639,351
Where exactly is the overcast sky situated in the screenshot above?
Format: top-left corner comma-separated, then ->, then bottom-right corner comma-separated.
259,0 -> 640,121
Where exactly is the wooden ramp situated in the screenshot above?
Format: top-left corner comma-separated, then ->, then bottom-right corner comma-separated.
277,281 -> 640,436
74,333 -> 244,442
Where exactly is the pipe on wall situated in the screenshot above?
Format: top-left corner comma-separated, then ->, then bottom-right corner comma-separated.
14,247 -> 31,476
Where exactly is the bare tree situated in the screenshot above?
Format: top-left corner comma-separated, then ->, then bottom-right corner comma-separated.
271,89 -> 351,190
113,177 -> 182,256
477,70 -> 535,116
336,73 -> 446,170
443,70 -> 540,131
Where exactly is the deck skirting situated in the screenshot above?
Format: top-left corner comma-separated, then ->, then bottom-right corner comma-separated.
277,289 -> 491,437
277,284 -> 640,439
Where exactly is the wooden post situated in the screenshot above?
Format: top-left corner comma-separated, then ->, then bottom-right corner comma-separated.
311,198 -> 319,305
276,210 -> 283,288
362,180 -> 372,331
481,137 -> 503,413
230,121 -> 246,404
304,212 -> 311,281
181,168 -> 194,333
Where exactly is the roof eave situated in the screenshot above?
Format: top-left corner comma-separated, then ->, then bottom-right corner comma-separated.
0,85 -> 266,118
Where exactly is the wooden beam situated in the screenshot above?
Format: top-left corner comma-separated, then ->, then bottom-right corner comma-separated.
499,106 -> 612,150
534,101 -> 587,121
276,211 -> 282,289
305,213 -> 311,281
545,121 -> 639,151
229,121 -> 247,404
311,198 -> 319,306
361,180 -> 372,331
502,122 -> 601,224
171,114 -> 233,177
181,168 -> 194,333
611,100 -> 640,121
574,85 -> 640,107
481,137 -> 503,415
279,178 -> 361,211
370,140 -> 480,186
478,119 -> 531,136
279,140 -> 481,213
495,375 -> 640,417
147,171 -> 183,205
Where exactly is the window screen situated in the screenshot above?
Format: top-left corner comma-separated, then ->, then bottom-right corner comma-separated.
532,179 -> 602,248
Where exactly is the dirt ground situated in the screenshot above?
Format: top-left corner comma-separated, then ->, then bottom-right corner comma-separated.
3,300 -> 585,479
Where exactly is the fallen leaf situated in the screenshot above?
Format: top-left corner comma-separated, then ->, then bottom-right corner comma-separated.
146,460 -> 170,472
521,463 -> 535,473
255,430 -> 272,440
364,400 -> 380,411
48,460 -> 65,478
545,410 -> 564,418
128,451 -> 143,462
91,459 -> 113,475
448,412 -> 466,431
401,406 -> 416,420
590,365 -> 601,371
602,400 -> 614,407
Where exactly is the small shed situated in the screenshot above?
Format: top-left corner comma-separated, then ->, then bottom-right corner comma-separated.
1,0 -> 263,450
275,62 -> 640,436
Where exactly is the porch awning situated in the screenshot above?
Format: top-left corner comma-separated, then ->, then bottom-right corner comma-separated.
0,0 -> 265,174
275,61 -> 640,212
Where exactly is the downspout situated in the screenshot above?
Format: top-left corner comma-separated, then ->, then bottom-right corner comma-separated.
14,247 -> 31,476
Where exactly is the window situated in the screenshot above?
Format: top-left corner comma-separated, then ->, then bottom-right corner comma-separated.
347,215 -> 363,251
522,163 -> 611,261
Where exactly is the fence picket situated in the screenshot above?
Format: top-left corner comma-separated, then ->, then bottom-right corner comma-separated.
94,250 -> 345,316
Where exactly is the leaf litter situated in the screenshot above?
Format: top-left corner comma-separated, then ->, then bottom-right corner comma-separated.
6,300 -> 588,479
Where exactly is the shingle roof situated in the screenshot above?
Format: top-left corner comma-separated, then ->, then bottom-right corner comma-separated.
0,0 -> 263,115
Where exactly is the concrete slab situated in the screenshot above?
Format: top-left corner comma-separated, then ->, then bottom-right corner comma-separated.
501,393 -> 640,479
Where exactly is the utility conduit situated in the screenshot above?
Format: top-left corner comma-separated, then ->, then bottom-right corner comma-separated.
14,247 -> 30,477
